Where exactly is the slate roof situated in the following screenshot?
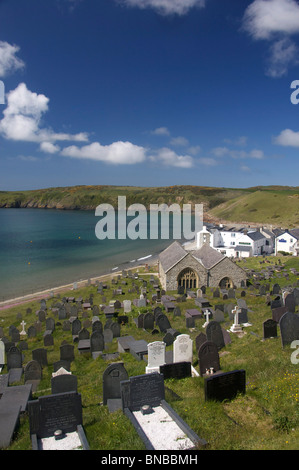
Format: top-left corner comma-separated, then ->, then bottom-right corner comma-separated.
191,244 -> 225,269
290,229 -> 299,240
159,241 -> 188,273
246,231 -> 266,241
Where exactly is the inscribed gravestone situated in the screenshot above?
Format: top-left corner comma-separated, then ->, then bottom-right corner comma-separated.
173,334 -> 193,364
146,341 -> 166,374
143,312 -> 154,330
285,293 -> 296,313
24,360 -> 42,391
90,330 -> 104,356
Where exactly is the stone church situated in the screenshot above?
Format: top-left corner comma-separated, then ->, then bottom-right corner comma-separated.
158,241 -> 247,291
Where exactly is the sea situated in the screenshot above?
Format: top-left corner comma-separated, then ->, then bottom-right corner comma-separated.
0,208 -> 196,301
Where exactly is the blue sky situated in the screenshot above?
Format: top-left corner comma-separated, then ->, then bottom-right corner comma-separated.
1,0 -> 299,190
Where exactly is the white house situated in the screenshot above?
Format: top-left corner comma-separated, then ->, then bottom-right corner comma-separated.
275,229 -> 299,256
236,231 -> 269,256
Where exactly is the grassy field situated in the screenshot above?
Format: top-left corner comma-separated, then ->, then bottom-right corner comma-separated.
210,188 -> 299,228
1,256 -> 299,450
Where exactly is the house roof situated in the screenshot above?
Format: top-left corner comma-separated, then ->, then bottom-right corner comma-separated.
246,231 -> 266,241
192,244 -> 225,269
159,241 -> 188,273
289,229 -> 299,240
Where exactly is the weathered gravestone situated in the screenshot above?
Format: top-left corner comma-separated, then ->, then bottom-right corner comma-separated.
204,369 -> 246,402
7,345 -> 22,371
285,293 -> 296,313
173,334 -> 193,364
279,312 -> 299,348
146,341 -> 166,374
102,362 -> 129,412
156,314 -> 171,333
90,330 -> 104,358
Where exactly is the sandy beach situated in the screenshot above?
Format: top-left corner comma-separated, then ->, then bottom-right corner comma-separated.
0,253 -> 160,311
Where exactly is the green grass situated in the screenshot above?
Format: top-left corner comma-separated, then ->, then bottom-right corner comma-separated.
210,189 -> 299,227
2,256 -> 299,450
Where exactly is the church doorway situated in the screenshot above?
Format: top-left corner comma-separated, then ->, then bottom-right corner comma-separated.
219,277 -> 234,289
177,268 -> 198,290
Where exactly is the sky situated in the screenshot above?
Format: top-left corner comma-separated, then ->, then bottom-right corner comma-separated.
1,0 -> 299,190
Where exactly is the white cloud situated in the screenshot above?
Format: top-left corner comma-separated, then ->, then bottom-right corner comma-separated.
266,37 -> 299,77
0,41 -> 25,78
240,165 -> 251,173
242,0 -> 299,77
40,141 -> 61,154
118,0 -> 206,16
243,0 -> 299,40
198,157 -> 217,166
149,147 -> 194,168
169,136 -> 189,147
187,145 -> 201,155
274,128 -> 299,147
151,126 -> 170,136
0,83 -> 88,144
61,141 -> 147,165
211,146 -> 264,160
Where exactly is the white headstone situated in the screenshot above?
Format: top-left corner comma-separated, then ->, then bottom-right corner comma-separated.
0,340 -> 5,370
146,341 -> 166,374
123,299 -> 132,313
173,334 -> 193,364
20,320 -> 27,336
202,310 -> 211,328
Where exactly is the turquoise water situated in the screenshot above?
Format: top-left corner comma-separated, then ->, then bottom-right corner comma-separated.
0,208 -> 192,301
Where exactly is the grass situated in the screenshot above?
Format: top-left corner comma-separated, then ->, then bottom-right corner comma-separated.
2,255 -> 299,450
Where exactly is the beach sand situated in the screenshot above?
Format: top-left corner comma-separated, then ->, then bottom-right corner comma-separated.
0,253 -> 160,311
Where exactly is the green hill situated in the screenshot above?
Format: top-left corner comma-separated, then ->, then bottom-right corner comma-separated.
210,188 -> 299,228
1,185 -> 299,228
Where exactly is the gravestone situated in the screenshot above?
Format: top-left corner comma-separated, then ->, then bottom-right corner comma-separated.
195,333 -> 207,353
111,322 -> 121,338
44,333 -> 54,347
272,306 -> 288,323
90,331 -> 104,358
104,328 -> 113,345
263,319 -> 278,339
279,312 -> 299,348
51,373 -> 78,395
60,343 -> 75,362
123,300 -> 132,313
285,293 -> 296,313
117,336 -> 135,353
156,314 -> 171,333
143,312 -> 154,331
120,373 -> 206,450
129,340 -> 148,361
146,341 -> 166,374
198,341 -> 220,376
28,391 -> 88,450
206,321 -> 225,350
103,362 -> 129,412
173,306 -> 181,317
24,360 -> 42,391
7,346 -> 22,371
160,362 -> 192,380
173,334 -> 193,364
27,325 -> 37,338
204,369 -> 246,402
72,318 -> 81,337
32,348 -> 48,368
0,340 -> 5,370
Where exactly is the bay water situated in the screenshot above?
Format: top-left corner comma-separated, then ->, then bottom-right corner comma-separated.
0,208 -> 194,301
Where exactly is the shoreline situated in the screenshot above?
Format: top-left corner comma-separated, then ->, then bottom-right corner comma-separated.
0,253 -> 160,311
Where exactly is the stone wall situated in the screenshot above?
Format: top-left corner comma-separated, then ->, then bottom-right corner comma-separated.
208,257 -> 247,288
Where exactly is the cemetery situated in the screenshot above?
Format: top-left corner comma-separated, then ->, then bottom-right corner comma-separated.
1,255 -> 299,449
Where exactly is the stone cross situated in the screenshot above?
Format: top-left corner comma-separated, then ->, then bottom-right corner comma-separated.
202,310 -> 211,328
20,320 -> 27,336
230,307 -> 243,333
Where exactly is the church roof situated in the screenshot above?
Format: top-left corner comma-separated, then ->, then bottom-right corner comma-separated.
191,244 -> 225,269
159,241 -> 188,272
